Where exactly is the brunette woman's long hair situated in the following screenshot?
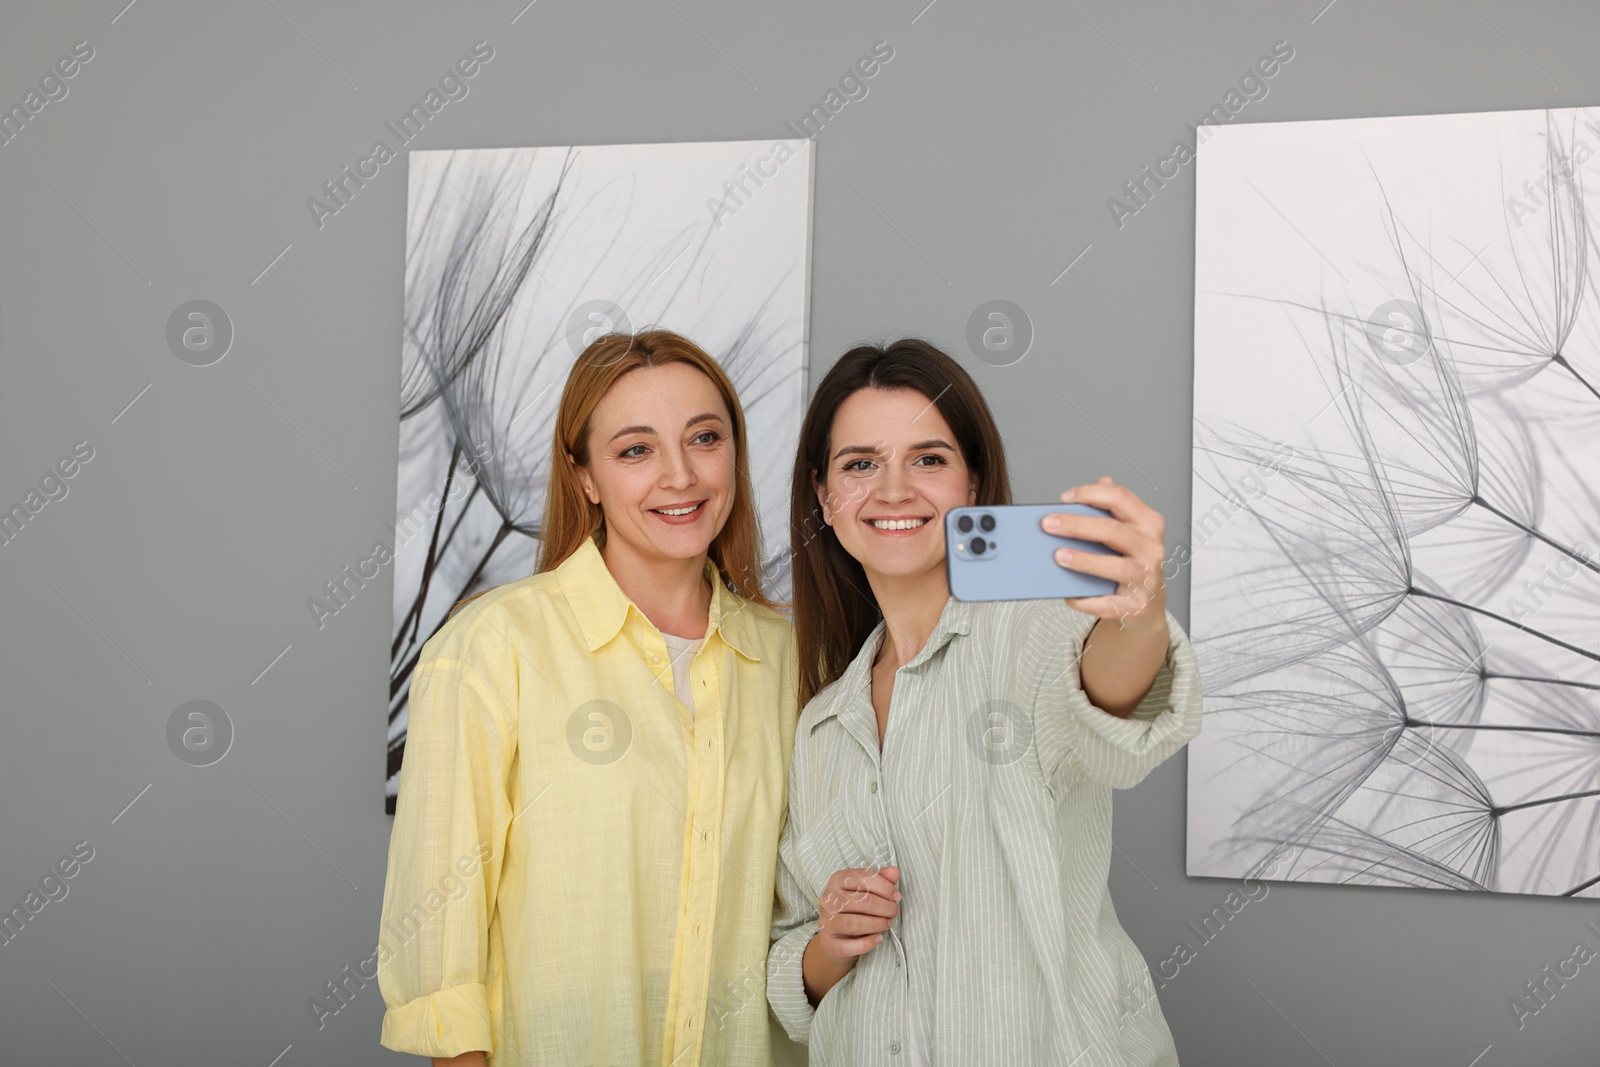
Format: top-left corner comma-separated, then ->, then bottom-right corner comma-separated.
450,329 -> 775,618
791,338 -> 1012,706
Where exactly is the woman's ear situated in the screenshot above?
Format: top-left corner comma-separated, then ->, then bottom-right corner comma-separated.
813,470 -> 832,525
569,452 -> 600,505
967,471 -> 978,506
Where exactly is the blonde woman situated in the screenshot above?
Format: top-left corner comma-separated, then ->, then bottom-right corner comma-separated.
377,330 -> 804,1066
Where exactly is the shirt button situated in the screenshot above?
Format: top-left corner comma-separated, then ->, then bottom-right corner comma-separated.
870,781 -> 878,793
889,1041 -> 901,1054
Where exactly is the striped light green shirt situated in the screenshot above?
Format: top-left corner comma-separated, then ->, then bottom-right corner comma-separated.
766,595 -> 1203,1066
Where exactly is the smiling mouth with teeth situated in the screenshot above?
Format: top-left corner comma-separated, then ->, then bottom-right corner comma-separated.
651,501 -> 704,516
867,517 -> 928,530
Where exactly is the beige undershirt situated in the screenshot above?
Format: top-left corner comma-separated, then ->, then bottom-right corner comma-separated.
661,631 -> 706,716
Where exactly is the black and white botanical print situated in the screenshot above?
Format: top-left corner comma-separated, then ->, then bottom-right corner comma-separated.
1187,108 -> 1599,898
385,141 -> 811,810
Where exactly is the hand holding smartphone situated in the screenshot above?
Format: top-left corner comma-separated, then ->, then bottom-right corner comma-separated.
945,503 -> 1121,602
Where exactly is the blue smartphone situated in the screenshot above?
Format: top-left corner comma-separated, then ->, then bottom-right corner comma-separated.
945,503 -> 1121,602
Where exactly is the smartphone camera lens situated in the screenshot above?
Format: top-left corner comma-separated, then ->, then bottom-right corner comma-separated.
956,514 -> 973,533
978,513 -> 995,532
970,537 -> 986,555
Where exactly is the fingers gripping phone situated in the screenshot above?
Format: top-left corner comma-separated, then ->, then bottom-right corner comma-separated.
945,504 -> 1120,602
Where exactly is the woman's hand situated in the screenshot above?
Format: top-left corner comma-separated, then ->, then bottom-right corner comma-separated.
1044,475 -> 1168,632
801,865 -> 900,1005
1045,476 -> 1172,717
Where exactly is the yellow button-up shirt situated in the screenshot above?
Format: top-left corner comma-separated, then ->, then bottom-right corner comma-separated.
377,533 -> 804,1066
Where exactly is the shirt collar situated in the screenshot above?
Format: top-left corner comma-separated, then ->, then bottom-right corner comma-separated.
803,595 -> 975,732
556,534 -> 763,661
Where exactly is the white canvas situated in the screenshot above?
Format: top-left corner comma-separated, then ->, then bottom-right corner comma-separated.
1187,107 -> 1600,897
385,139 -> 813,809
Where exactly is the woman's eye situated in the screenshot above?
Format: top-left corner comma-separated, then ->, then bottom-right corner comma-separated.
914,454 -> 947,466
620,444 -> 648,458
843,459 -> 875,472
692,431 -> 721,446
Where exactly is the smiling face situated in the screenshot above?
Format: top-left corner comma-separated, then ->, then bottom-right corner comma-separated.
815,386 -> 977,587
572,361 -> 736,568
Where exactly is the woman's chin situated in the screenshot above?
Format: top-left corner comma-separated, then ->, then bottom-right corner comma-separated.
642,523 -> 720,560
854,546 -> 945,585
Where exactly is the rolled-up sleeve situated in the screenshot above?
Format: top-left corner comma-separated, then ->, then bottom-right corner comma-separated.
1029,602 -> 1203,791
766,765 -> 820,1044
377,619 -> 516,1059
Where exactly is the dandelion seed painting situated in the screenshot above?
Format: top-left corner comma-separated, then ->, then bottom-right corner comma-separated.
384,141 -> 812,810
1186,107 -> 1600,898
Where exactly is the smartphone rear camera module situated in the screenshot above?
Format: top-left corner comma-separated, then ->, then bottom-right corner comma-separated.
970,537 -> 987,555
956,514 -> 974,533
978,513 -> 996,533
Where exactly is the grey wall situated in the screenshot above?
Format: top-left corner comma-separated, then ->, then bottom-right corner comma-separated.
1,1 -> 1594,1064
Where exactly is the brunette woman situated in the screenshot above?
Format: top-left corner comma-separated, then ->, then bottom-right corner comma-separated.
767,338 -> 1202,1066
